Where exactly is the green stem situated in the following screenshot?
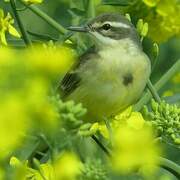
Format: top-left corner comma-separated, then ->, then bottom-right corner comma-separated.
87,0 -> 95,19
20,2 -> 67,35
159,157 -> 180,179
10,0 -> 32,46
134,59 -> 180,111
147,79 -> 161,103
91,135 -> 111,157
19,1 -> 87,50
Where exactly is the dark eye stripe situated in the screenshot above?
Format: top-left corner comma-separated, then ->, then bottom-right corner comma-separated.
96,26 -> 131,40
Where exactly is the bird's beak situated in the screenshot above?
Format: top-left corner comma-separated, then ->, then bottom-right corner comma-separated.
67,26 -> 89,32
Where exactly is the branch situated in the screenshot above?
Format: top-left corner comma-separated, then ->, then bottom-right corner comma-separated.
20,3 -> 67,35
147,79 -> 161,103
10,0 -> 32,46
159,157 -> 180,179
135,59 -> 180,111
91,135 -> 111,157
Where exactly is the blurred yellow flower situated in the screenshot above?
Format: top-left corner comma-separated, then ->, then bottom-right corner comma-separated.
126,112 -> 145,130
97,107 -> 145,139
111,122 -> 161,176
0,45 -> 75,157
90,107 -> 161,176
26,46 -> 75,76
54,152 -> 82,180
0,9 -> 21,46
144,0 -> 180,42
0,96 -> 28,159
10,152 -> 82,180
10,156 -> 55,180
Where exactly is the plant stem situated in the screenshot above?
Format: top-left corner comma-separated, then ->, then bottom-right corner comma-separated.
87,0 -> 95,19
91,135 -> 111,157
159,157 -> 180,179
19,1 -> 87,50
147,79 -> 161,103
20,2 -> 67,35
10,0 -> 32,46
134,59 -> 180,111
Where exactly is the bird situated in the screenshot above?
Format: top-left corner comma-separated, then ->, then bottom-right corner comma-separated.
59,13 -> 151,122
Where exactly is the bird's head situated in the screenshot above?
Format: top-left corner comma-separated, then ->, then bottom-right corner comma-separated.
67,13 -> 141,48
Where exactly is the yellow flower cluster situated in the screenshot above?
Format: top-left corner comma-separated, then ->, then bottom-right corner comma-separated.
0,9 -> 21,46
0,46 -> 75,160
111,108 -> 161,176
90,107 -> 161,176
142,0 -> 180,42
10,152 -> 82,180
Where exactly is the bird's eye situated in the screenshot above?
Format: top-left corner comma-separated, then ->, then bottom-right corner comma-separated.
102,23 -> 111,30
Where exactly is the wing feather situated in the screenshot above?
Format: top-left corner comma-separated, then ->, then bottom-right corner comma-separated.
59,46 -> 97,98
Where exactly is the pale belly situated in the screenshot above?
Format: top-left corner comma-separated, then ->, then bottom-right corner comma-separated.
67,50 -> 151,121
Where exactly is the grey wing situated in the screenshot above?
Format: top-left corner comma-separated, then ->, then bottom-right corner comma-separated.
59,46 -> 97,98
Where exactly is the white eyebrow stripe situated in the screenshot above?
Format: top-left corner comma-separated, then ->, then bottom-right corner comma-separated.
103,21 -> 130,28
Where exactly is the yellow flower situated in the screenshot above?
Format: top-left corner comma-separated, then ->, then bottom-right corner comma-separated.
98,107 -> 145,139
10,156 -> 55,180
26,45 -> 75,76
111,122 -> 161,176
0,96 -> 28,159
0,9 -> 21,46
144,0 -> 180,42
22,0 -> 43,4
10,152 -> 82,180
126,112 -> 145,130
54,152 -> 82,180
0,45 -> 75,156
92,107 -> 161,176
